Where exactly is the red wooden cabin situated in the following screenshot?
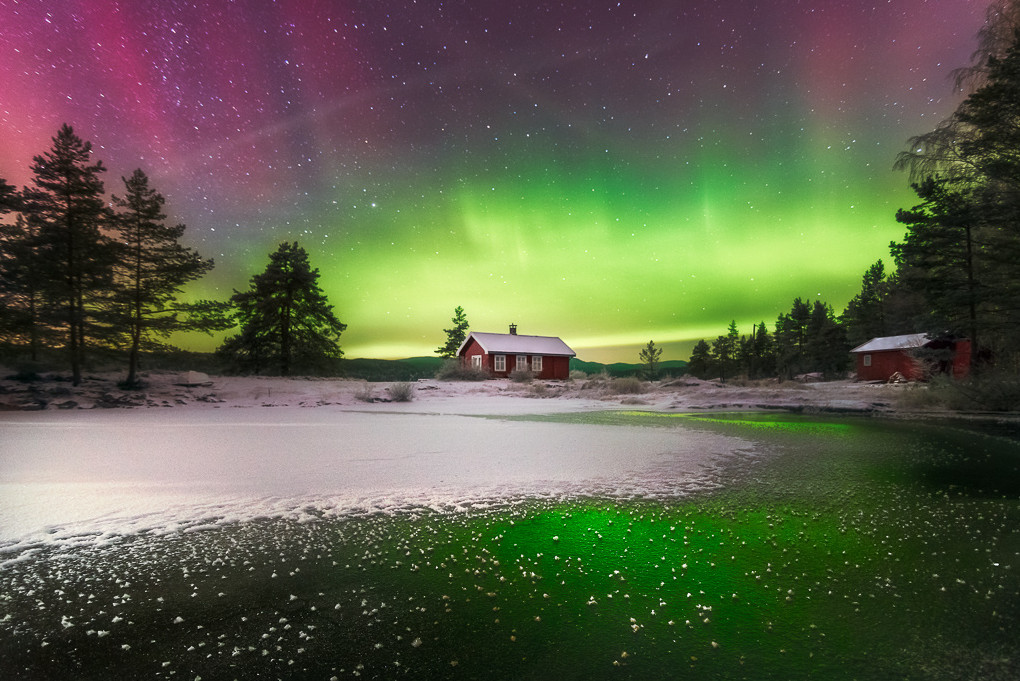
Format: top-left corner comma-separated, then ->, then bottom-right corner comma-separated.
457,324 -> 575,379
850,333 -> 971,381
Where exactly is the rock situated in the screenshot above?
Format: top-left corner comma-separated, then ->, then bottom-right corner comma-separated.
175,371 -> 213,387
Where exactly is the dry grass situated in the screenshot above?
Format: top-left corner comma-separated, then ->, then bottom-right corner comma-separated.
387,382 -> 414,402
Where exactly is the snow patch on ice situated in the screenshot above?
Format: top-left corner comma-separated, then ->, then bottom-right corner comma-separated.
0,408 -> 751,563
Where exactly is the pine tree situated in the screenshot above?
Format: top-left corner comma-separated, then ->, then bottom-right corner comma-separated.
743,321 -> 775,379
0,177 -> 16,212
892,178 -> 986,357
711,320 -> 740,382
894,20 -> 1020,366
0,213 -> 49,358
218,242 -> 346,375
109,169 -> 230,386
436,305 -> 469,358
638,340 -> 662,380
687,339 -> 712,379
841,261 -> 890,348
774,298 -> 811,379
25,124 -> 111,385
804,300 -> 849,378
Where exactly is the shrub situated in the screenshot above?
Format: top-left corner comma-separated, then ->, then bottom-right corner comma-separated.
387,382 -> 414,402
896,372 -> 1020,412
435,359 -> 489,382
932,373 -> 1020,411
353,382 -> 375,402
509,367 -> 533,383
609,376 -> 645,394
568,370 -> 588,381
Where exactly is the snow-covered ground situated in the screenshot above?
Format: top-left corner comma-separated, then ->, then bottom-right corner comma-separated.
0,405 -> 751,561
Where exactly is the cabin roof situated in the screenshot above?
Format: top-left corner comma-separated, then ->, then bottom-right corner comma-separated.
850,333 -> 929,354
458,332 -> 576,357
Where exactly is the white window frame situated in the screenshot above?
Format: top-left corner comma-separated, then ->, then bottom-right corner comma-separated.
471,355 -> 482,369
516,355 -> 528,371
531,355 -> 543,373
862,354 -> 872,367
494,354 -> 506,372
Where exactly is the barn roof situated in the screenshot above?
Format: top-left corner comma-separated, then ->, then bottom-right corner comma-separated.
850,333 -> 929,354
458,332 -> 576,357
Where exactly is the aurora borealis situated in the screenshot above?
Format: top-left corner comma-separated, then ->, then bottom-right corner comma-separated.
0,1 -> 988,361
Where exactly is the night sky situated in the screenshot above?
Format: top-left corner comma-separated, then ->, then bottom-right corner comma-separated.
0,0 -> 987,362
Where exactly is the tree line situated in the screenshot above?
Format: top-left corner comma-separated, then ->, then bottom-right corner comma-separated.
684,265 -> 921,381
688,6 -> 1020,381
0,125 -> 345,384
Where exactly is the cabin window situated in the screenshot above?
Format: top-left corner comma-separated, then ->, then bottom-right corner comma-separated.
863,354 -> 872,367
494,354 -> 506,372
471,355 -> 482,369
531,356 -> 543,372
516,355 -> 528,370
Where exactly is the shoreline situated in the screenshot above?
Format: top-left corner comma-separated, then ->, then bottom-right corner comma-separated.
1,368 -> 914,416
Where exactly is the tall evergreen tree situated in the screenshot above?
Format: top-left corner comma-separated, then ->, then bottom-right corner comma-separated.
804,300 -> 849,378
894,15 -> 1020,366
109,169 -> 230,386
711,320 -> 740,382
0,178 -> 16,211
218,242 -> 346,375
436,305 -> 469,358
841,260 -> 890,348
0,182 -> 35,352
25,124 -> 111,385
741,321 -> 775,379
687,339 -> 712,379
774,298 -> 811,379
638,340 -> 663,380
892,178 -> 987,359
0,213 -> 50,358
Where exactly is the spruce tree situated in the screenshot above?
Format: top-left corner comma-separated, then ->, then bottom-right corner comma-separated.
638,340 -> 662,380
711,320 -> 740,382
842,261 -> 883,344
25,124 -> 110,385
109,169 -> 229,386
218,242 -> 346,375
892,178 -> 985,357
436,305 -> 469,358
774,298 -> 811,379
894,20 -> 1020,365
0,178 -> 16,211
0,213 -> 49,358
687,339 -> 712,379
804,300 -> 849,378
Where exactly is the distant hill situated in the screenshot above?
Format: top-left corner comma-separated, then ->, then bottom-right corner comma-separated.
338,356 -> 443,381
570,358 -> 688,378
342,356 -> 688,381
128,350 -> 684,381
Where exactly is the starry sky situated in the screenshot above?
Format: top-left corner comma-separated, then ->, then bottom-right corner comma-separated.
0,0 -> 988,362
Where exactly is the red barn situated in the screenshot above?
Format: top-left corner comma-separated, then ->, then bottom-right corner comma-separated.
850,333 -> 971,381
457,325 -> 576,379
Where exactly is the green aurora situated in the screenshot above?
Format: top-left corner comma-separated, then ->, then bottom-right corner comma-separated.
183,147 -> 921,362
0,1 -> 988,362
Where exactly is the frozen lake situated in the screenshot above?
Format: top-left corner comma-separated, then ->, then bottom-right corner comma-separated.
0,408 -> 748,556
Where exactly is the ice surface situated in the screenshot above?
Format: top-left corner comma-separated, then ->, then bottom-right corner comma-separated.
0,408 -> 750,560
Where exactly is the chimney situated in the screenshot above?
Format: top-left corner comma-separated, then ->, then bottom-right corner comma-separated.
509,323 -> 517,335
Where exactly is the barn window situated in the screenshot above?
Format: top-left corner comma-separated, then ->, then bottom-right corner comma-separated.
494,354 -> 506,372
471,355 -> 482,369
531,356 -> 543,372
516,355 -> 528,370
863,354 -> 872,367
